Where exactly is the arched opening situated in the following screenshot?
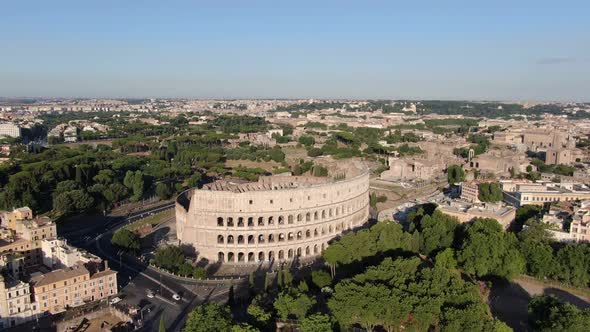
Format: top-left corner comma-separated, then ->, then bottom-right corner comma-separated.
268,234 -> 275,243
321,227 -> 326,235
258,234 -> 265,243
329,225 -> 333,233
248,235 -> 254,244
238,252 -> 245,262
268,251 -> 274,261
288,232 -> 294,241
248,217 -> 254,227
268,216 -> 274,225
322,210 -> 326,219
296,247 -> 302,257
238,217 -> 244,227
314,228 -> 319,237
228,252 -> 235,262
237,235 -> 244,244
217,217 -> 224,227
278,233 -> 285,242
314,211 -> 319,220
297,231 -> 302,240
227,235 -> 234,244
288,215 -> 294,224
248,252 -> 255,262
321,243 -> 325,251
288,249 -> 293,258
217,235 -> 224,244
306,230 -> 311,238
297,214 -> 302,222
278,216 -> 284,225
314,244 -> 318,254
305,246 -> 310,256
335,208 -> 339,216
306,212 -> 311,222
258,251 -> 265,261
258,217 -> 264,226
218,252 -> 225,262
329,209 -> 333,217
227,217 -> 234,227
278,250 -> 284,260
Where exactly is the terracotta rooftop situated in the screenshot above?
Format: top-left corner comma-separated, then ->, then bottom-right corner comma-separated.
30,264 -> 89,287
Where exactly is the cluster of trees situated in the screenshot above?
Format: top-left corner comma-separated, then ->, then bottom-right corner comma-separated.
111,228 -> 140,252
530,158 -> 576,176
447,164 -> 466,184
383,130 -> 421,144
226,145 -> 286,163
208,115 -> 268,133
454,134 -> 490,158
152,245 -> 206,279
478,182 -> 503,202
528,295 -> 590,331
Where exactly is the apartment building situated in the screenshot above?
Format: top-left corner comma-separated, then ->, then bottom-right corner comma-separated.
0,275 -> 38,329
0,124 -> 20,138
30,261 -> 117,314
460,181 -> 480,203
0,216 -> 57,268
437,200 -> 516,229
41,238 -> 100,269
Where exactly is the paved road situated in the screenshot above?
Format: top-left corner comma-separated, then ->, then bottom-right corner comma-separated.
60,203 -> 240,331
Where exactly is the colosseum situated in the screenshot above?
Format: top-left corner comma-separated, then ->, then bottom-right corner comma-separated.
175,161 -> 370,264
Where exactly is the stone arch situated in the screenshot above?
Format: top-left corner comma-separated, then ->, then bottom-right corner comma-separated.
228,252 -> 235,262
305,246 -> 310,256
237,235 -> 244,244
306,212 -> 311,222
258,251 -> 265,261
329,225 -> 333,233
258,234 -> 265,243
268,234 -> 275,243
296,247 -> 302,257
288,249 -> 293,258
217,235 -> 224,244
238,217 -> 244,227
268,251 -> 275,261
227,217 -> 234,227
278,250 -> 284,260
306,229 -> 311,238
248,217 -> 254,227
314,228 -> 319,237
288,215 -> 294,224
321,227 -> 326,235
321,243 -> 325,251
258,217 -> 264,226
227,235 -> 234,244
248,235 -> 255,244
329,209 -> 333,217
297,231 -> 302,240
218,252 -> 225,262
314,211 -> 319,220
248,252 -> 255,262
288,232 -> 294,241
217,217 -> 224,227
297,214 -> 302,222
279,233 -> 285,242
322,210 -> 326,219
268,216 -> 275,225
313,244 -> 318,254
278,216 -> 285,225
238,252 -> 245,262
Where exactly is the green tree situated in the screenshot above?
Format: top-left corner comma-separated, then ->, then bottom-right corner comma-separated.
111,228 -> 140,252
156,182 -> 172,200
273,289 -> 316,321
299,314 -> 332,332
311,270 -> 332,289
298,136 -> 316,147
528,295 -> 590,332
478,182 -> 504,202
53,189 -> 94,216
231,323 -> 260,332
183,303 -> 233,332
458,218 -> 525,279
447,164 -> 465,184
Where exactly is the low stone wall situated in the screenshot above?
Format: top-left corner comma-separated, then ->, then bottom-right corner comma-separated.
55,306 -> 133,332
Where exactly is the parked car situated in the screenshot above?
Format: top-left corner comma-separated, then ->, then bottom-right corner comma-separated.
110,297 -> 122,304
172,293 -> 181,301
147,291 -> 154,298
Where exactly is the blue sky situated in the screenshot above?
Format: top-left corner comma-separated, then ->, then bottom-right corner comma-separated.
1,0 -> 589,101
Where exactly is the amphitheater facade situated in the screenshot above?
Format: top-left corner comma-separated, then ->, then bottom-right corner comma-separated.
175,165 -> 370,264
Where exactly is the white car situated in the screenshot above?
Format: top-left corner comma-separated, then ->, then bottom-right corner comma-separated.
172,293 -> 181,301
147,291 -> 155,298
110,297 -> 122,304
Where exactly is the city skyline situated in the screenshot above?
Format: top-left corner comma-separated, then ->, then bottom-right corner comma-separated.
1,0 -> 589,101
